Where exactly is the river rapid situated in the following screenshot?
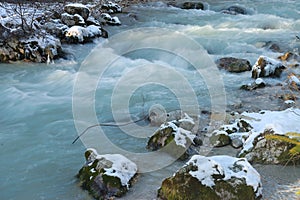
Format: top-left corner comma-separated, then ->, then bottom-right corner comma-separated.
1,1 -> 300,200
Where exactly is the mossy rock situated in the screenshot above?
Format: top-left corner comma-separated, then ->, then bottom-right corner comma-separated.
241,134 -> 300,165
158,156 -> 261,200
77,149 -> 138,199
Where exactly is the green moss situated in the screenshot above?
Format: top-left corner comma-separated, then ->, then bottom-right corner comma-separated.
158,172 -> 219,200
102,174 -> 127,197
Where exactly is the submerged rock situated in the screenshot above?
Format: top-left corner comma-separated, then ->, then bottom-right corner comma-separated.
240,78 -> 266,91
180,2 -> 204,10
251,56 -> 286,78
221,5 -> 247,15
216,57 -> 252,73
158,155 -> 262,200
77,148 -> 138,200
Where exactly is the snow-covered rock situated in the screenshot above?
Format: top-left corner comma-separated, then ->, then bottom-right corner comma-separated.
211,108 -> 300,164
101,13 -> 121,26
77,148 -> 138,199
101,1 -> 122,13
210,130 -> 231,147
0,34 -> 63,63
61,12 -> 85,27
251,55 -> 286,78
147,114 -> 198,160
288,73 -> 300,90
64,25 -> 102,43
158,155 -> 262,200
64,3 -> 90,20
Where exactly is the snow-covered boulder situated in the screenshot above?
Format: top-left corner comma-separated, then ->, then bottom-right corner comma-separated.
101,1 -> 122,13
101,13 -> 121,26
64,25 -> 102,43
158,155 -> 263,200
77,148 -> 138,199
288,73 -> 300,90
216,57 -> 252,73
61,12 -> 85,27
251,56 -> 286,78
64,3 -> 90,20
147,115 -> 198,160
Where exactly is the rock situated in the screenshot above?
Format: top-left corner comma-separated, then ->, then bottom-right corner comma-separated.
65,25 -> 102,43
240,78 -> 266,91
101,13 -> 121,26
216,57 -> 252,73
251,56 -> 286,78
158,155 -> 262,200
178,2 -> 204,10
0,34 -> 63,63
221,5 -> 247,15
64,3 -> 90,20
86,16 -> 100,26
193,135 -> 203,146
77,148 -> 138,200
278,52 -> 300,62
147,120 -> 196,160
210,131 -> 231,147
240,130 -> 300,165
42,22 -> 69,39
101,1 -> 122,13
61,13 -> 85,27
231,138 -> 243,148
287,73 -> 300,90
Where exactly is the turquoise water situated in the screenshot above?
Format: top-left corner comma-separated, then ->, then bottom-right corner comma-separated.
1,1 -> 300,199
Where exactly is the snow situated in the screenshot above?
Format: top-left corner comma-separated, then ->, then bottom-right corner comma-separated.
160,121 -> 195,148
255,78 -> 265,85
187,155 -> 262,197
87,148 -> 137,187
65,3 -> 89,10
288,74 -> 300,85
65,25 -> 101,42
178,113 -> 195,125
252,55 -> 284,77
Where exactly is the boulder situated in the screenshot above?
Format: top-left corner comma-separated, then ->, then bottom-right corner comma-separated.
221,5 -> 247,15
216,57 -> 251,73
77,148 -> 138,199
61,13 -> 85,27
251,56 -> 286,78
147,119 -> 196,160
158,155 -> 262,200
101,1 -> 122,13
287,73 -> 300,90
101,13 -> 121,26
64,25 -> 102,43
64,3 -> 90,20
240,130 -> 300,165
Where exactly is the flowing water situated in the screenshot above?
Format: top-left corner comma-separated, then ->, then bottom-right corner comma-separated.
1,1 -> 300,199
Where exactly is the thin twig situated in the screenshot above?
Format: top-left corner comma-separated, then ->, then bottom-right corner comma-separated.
72,115 -> 148,144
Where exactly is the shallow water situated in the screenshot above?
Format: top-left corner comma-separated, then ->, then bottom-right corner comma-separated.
1,1 -> 300,199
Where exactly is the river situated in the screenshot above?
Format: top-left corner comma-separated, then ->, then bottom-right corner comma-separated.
1,1 -> 299,199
